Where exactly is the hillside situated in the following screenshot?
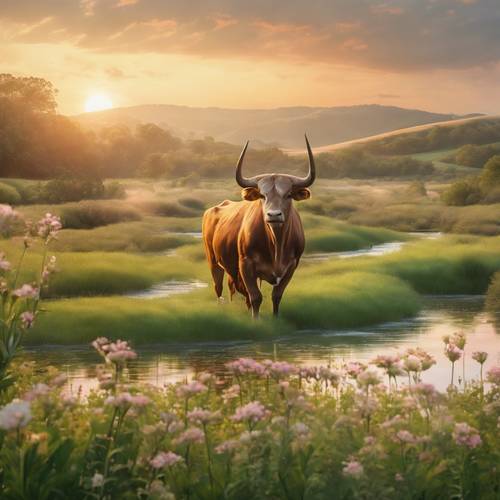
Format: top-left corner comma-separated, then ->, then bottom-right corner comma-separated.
73,104 -> 475,149
286,115 -> 500,156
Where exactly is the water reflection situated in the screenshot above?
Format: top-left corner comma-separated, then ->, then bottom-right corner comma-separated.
25,296 -> 499,394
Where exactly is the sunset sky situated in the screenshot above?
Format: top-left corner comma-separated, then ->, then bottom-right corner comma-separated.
2,0 -> 500,115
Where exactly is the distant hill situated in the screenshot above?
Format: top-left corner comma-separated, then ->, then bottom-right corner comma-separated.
73,104 -> 479,149
286,115 -> 498,156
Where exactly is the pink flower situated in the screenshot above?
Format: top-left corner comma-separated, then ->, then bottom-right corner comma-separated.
150,451 -> 183,469
187,408 -> 221,425
37,213 -> 62,240
105,392 -> 150,408
173,427 -> 204,446
403,355 -> 422,373
396,430 -> 416,444
176,381 -> 208,398
357,368 -> 382,387
486,366 -> 500,386
232,401 -> 269,423
453,422 -> 482,449
345,361 -> 366,378
13,284 -> 38,299
0,253 -> 11,272
222,384 -> 241,402
268,361 -> 298,378
444,344 -> 463,363
342,459 -> 364,478
20,311 -> 35,329
215,439 -> 240,454
472,351 -> 488,364
226,358 -> 266,376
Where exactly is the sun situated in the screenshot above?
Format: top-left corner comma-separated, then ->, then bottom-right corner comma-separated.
84,93 -> 113,113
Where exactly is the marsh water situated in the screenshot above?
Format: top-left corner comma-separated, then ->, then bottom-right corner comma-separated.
26,295 -> 499,394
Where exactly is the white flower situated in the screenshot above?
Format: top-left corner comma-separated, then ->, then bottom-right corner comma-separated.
91,472 -> 104,488
0,399 -> 32,430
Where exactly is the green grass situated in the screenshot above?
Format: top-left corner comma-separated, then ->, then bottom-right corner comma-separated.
29,272 -> 418,345
282,271 -> 420,329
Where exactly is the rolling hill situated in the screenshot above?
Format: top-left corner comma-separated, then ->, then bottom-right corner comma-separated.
74,104 -> 478,149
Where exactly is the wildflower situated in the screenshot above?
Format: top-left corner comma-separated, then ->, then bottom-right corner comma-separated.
268,361 -> 298,378
222,384 -> 241,402
403,355 -> 422,373
0,253 -> 11,271
226,358 -> 266,376
176,381 -> 208,398
50,373 -> 67,387
105,340 -> 137,365
444,344 -> 462,363
354,393 -> 379,418
342,459 -> 364,478
371,355 -> 404,378
231,401 -> 269,423
0,399 -> 32,430
486,366 -> 500,386
37,213 -> 62,240
187,408 -> 221,425
405,348 -> 436,371
173,427 -> 204,446
319,367 -> 342,386
357,368 -> 382,388
239,430 -> 262,443
291,422 -> 310,436
452,332 -> 467,350
91,472 -> 104,488
24,383 -> 50,401
396,430 -> 416,444
345,361 -> 366,378
472,351 -> 488,364
300,366 -> 319,380
20,311 -> 35,329
453,422 -> 482,449
105,392 -> 150,408
13,284 -> 38,299
215,439 -> 240,454
150,451 -> 183,469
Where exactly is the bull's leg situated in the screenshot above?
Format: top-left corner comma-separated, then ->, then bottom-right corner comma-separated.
271,266 -> 295,316
227,276 -> 236,302
210,264 -> 225,300
239,258 -> 262,319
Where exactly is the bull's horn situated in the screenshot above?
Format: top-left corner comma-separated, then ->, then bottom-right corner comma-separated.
291,134 -> 316,187
235,141 -> 258,188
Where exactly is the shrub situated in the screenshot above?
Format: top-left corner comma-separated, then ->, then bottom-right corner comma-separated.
60,202 -> 140,229
442,178 -> 481,206
0,182 -> 21,205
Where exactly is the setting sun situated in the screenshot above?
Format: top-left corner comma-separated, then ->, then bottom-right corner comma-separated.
84,93 -> 113,113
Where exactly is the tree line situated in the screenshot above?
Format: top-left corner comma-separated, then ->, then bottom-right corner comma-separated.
1,73 -> 438,184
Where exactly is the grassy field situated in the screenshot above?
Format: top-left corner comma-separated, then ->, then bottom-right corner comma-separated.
1,177 -> 499,345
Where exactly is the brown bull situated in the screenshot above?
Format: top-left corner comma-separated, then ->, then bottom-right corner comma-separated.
202,135 -> 316,318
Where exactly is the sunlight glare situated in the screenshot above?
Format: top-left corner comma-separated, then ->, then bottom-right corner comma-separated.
84,93 -> 113,112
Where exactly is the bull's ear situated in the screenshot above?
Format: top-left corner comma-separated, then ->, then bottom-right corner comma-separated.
292,188 -> 311,201
241,187 -> 262,201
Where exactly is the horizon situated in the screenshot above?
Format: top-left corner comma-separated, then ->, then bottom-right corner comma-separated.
2,0 -> 500,115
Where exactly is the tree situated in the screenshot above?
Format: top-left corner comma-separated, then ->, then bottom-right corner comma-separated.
0,73 -> 58,113
480,155 -> 500,192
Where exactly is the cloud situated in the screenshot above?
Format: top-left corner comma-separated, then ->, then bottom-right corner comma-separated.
1,0 -> 499,71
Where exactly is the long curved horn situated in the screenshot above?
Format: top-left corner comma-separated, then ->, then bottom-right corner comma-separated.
235,141 -> 258,188
291,134 -> 316,187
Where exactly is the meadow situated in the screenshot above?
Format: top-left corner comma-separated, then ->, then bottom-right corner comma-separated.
0,176 -> 498,345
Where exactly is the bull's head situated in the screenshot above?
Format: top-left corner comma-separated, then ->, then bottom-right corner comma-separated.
235,135 -> 315,226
